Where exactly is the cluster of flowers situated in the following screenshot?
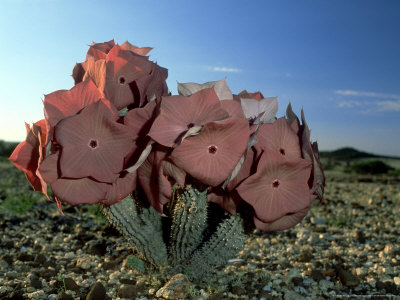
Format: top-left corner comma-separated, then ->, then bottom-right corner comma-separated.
9,40 -> 324,232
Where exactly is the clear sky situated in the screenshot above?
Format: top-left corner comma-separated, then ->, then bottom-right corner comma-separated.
1,0 -> 399,156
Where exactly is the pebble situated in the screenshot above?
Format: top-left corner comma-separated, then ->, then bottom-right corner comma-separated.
155,273 -> 190,299
86,282 -> 106,300
262,285 -> 271,291
76,257 -> 91,270
394,277 -> 400,285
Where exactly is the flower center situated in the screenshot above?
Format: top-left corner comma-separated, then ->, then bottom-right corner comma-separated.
279,148 -> 285,155
272,179 -> 280,188
88,139 -> 98,149
119,76 -> 126,84
208,145 -> 218,154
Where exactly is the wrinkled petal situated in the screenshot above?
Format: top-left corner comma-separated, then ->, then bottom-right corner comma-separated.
240,97 -> 278,124
178,78 -> 233,100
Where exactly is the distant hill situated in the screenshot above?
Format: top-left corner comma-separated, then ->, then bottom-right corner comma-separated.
320,147 -> 399,160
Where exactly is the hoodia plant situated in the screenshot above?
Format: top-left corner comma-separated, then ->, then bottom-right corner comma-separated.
9,40 -> 325,280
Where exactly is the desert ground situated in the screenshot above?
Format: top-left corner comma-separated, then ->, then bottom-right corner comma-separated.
0,155 -> 399,300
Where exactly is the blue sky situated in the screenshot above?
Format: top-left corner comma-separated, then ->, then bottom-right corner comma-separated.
0,0 -> 399,156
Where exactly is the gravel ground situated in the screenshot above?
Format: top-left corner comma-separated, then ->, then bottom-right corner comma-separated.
1,158 -> 400,300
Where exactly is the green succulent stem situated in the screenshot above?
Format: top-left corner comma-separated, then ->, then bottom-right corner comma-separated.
102,180 -> 250,280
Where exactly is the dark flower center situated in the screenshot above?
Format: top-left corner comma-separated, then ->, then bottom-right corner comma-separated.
279,148 -> 285,155
187,123 -> 195,129
89,139 -> 98,149
208,145 -> 218,154
119,77 -> 126,84
272,179 -> 280,188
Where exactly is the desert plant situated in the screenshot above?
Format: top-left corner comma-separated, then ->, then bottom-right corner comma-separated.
8,40 -> 325,281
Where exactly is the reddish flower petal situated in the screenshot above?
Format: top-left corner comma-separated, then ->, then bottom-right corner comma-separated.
72,62 -> 86,85
253,206 -> 310,232
299,110 -> 325,200
38,153 -> 59,184
9,120 -> 48,194
254,117 -> 301,159
145,64 -> 169,102
163,160 -> 186,187
170,118 -> 250,186
123,101 -> 159,167
137,148 -> 171,213
39,152 -> 108,205
236,150 -> 312,223
226,147 -> 255,191
207,187 -> 241,215
55,100 -> 134,183
104,45 -> 154,109
104,171 -> 137,206
86,39 -> 115,60
220,100 -> 245,118
43,79 -> 102,138
238,90 -> 264,100
9,141 -> 34,173
149,88 -> 230,147
81,58 -> 107,97
121,41 -> 152,56
51,177 -> 108,206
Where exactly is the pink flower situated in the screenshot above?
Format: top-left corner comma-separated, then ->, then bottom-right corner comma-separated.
170,118 -> 250,186
236,150 -> 312,223
148,88 -> 230,147
253,206 -> 310,232
55,99 -> 134,183
43,79 -> 103,143
39,152 -> 137,207
39,153 -> 108,205
74,43 -> 168,110
254,117 -> 302,159
9,120 -> 48,195
73,40 -> 153,84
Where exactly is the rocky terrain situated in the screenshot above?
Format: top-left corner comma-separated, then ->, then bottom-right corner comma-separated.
0,157 -> 400,300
